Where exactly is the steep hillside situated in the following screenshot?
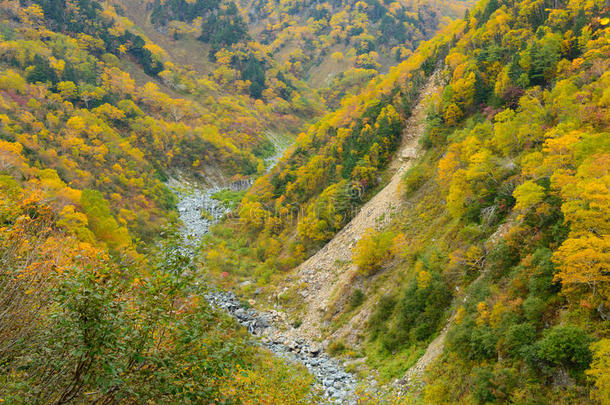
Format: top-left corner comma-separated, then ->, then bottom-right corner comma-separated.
246,0 -> 444,73
0,1 -> 320,402
277,70 -> 441,343
127,0 -> 474,107
246,0 -> 474,103
312,0 -> 609,401
2,0 -> 609,403
202,0 -> 610,402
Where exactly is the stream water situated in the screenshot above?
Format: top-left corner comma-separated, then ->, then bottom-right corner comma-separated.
167,141 -> 359,403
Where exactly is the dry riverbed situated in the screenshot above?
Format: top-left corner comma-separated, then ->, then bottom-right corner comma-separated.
167,176 -> 361,404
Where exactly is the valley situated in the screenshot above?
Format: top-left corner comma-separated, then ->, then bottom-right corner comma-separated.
167,143 -> 361,403
0,0 -> 608,403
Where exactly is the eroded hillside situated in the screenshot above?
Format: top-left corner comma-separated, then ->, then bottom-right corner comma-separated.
1,0 -> 609,403
201,0 -> 610,402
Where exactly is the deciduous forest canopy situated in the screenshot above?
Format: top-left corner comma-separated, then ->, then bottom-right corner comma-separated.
0,0 -> 608,403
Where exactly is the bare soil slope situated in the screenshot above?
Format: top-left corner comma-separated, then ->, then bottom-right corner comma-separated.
280,73 -> 441,347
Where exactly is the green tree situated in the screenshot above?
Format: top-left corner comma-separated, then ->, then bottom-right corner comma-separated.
80,189 -> 131,251
534,325 -> 593,375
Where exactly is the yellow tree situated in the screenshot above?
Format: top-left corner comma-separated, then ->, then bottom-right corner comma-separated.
553,153 -> 610,302
513,180 -> 545,213
553,235 -> 610,298
588,339 -> 610,405
444,102 -> 462,126
101,67 -> 135,98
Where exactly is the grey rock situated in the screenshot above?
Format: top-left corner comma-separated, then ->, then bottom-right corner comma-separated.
309,342 -> 322,356
234,308 -> 252,321
255,316 -> 269,329
170,178 -> 359,404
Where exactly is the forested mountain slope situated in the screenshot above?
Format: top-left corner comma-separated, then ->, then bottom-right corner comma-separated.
202,0 -> 610,402
0,1 -> 318,402
274,69 -> 442,345
0,0 -> 469,402
0,0 -> 316,245
2,0 -> 609,403
243,0 -> 469,87
122,0 -> 473,106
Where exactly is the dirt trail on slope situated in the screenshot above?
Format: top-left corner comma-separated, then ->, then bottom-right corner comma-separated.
282,73 -> 441,345
396,220 -> 513,391
396,314 -> 453,391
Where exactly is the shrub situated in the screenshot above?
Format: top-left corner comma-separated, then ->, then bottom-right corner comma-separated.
470,325 -> 498,360
522,296 -> 547,324
403,163 -> 427,197
368,295 -> 396,340
527,248 -> 558,298
472,366 -> 495,404
370,270 -> 452,353
504,323 -> 536,358
349,289 -> 365,310
486,239 -> 520,280
353,228 -> 395,275
219,354 -> 320,404
535,325 -> 592,374
328,341 -> 346,356
447,315 -> 476,358
397,272 -> 451,343
587,339 -> 610,405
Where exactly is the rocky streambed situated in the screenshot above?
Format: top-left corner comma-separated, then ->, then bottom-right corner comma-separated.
205,290 -> 358,403
166,178 -> 251,245
168,176 -> 359,403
